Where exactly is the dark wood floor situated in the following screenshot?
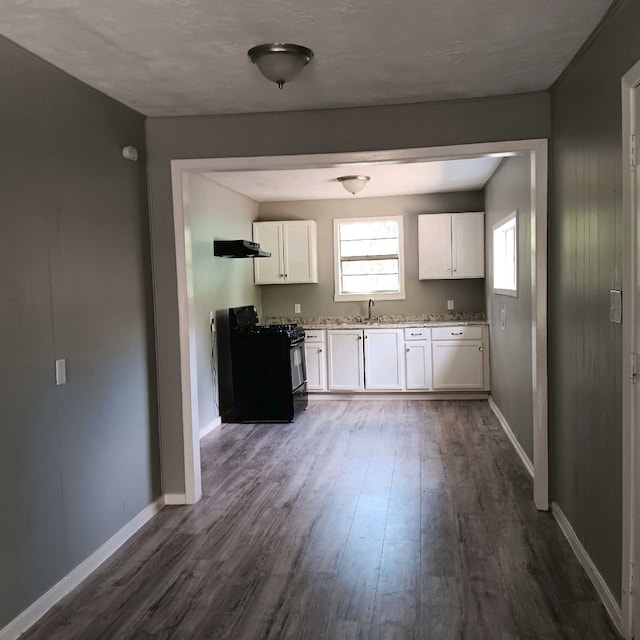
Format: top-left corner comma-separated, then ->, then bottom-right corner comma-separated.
24,400 -> 620,640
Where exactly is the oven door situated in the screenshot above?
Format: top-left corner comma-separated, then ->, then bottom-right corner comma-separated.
290,337 -> 307,391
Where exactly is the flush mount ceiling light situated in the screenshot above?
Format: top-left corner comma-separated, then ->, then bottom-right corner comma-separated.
337,175 -> 371,195
247,43 -> 314,89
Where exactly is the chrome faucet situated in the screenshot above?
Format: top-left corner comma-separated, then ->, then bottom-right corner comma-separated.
368,298 -> 375,321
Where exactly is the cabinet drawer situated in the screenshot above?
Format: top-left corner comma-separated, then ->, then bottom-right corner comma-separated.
404,327 -> 431,341
304,330 -> 325,343
431,325 -> 482,341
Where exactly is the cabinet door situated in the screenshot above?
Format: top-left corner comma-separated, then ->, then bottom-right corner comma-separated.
364,329 -> 403,390
418,214 -> 452,279
431,341 -> 484,389
404,341 -> 432,390
451,213 -> 484,278
327,330 -> 364,390
283,221 -> 318,283
253,222 -> 283,284
304,343 -> 326,391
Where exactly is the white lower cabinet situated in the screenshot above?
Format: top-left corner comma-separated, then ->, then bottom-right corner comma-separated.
404,341 -> 432,390
327,330 -> 364,390
364,329 -> 403,390
317,324 -> 488,393
304,330 -> 326,391
431,340 -> 484,389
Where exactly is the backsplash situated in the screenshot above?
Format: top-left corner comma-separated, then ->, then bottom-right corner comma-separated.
262,311 -> 485,325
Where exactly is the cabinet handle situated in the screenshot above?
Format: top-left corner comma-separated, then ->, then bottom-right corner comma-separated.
406,348 -> 410,352
479,346 -> 483,351
447,268 -> 452,272
357,335 -> 362,340
284,273 -> 288,278
318,348 -> 323,353
451,331 -> 463,335
453,268 -> 457,273
410,332 -> 420,336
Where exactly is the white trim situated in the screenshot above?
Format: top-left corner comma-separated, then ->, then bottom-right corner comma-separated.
163,493 -> 188,505
168,138 -> 548,527
170,168 -> 202,505
530,140 -> 549,511
488,396 -> 534,478
308,392 -> 489,401
622,56 -> 640,640
551,502 -> 623,635
0,497 -> 164,640
200,417 -> 222,440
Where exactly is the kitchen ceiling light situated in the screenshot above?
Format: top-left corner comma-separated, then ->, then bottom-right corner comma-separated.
338,175 -> 371,195
247,43 -> 314,89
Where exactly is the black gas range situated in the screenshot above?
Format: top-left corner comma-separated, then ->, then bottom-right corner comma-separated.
229,306 -> 307,422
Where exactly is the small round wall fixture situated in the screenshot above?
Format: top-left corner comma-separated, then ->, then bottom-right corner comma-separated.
338,175 -> 370,195
247,43 -> 314,89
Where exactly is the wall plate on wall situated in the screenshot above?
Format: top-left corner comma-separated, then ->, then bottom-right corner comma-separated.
609,289 -> 622,324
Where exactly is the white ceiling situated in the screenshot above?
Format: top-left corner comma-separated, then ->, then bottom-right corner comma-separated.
203,156 -> 504,201
0,0 -> 613,117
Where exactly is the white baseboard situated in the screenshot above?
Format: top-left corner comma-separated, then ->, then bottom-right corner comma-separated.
0,496 -> 164,640
309,392 -> 489,401
488,396 -> 534,478
199,417 -> 221,440
551,502 -> 622,634
163,493 -> 187,505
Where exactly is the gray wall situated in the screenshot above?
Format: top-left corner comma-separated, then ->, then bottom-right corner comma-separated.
189,173 -> 261,421
0,37 -> 159,628
549,0 -> 640,603
146,92 -> 550,494
258,192 -> 485,318
484,155 -> 533,459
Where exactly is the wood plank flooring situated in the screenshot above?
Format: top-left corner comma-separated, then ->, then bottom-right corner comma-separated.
23,400 -> 621,639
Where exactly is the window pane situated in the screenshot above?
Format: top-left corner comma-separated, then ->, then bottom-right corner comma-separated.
340,238 -> 399,257
341,274 -> 400,293
339,220 -> 399,241
341,259 -> 399,276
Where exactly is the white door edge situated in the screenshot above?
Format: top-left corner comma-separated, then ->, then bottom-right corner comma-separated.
622,56 -> 640,640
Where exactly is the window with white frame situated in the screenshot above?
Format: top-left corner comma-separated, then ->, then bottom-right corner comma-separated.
493,210 -> 518,296
333,216 -> 405,301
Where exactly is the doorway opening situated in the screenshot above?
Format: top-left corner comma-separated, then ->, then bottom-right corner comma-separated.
168,140 -> 549,510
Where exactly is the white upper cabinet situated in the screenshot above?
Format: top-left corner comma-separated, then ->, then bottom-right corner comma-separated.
418,213 -> 485,279
253,220 -> 318,284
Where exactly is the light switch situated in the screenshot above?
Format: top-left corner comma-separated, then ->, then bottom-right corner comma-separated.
294,303 -> 301,314
55,359 -> 67,385
610,289 -> 622,324
447,299 -> 454,310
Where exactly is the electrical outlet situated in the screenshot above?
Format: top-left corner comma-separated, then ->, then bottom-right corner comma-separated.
447,299 -> 454,310
294,303 -> 301,314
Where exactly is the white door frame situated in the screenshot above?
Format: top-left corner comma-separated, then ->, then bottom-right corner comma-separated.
169,138 -> 549,510
622,58 -> 640,640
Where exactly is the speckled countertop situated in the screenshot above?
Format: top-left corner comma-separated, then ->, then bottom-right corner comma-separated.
263,312 -> 487,330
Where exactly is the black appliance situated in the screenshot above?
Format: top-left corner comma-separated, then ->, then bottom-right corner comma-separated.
229,305 -> 307,422
214,240 -> 271,258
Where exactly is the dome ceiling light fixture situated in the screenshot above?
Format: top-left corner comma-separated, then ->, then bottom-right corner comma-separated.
337,175 -> 371,196
247,43 -> 314,89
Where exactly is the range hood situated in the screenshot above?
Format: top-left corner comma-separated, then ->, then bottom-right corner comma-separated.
213,240 -> 271,258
